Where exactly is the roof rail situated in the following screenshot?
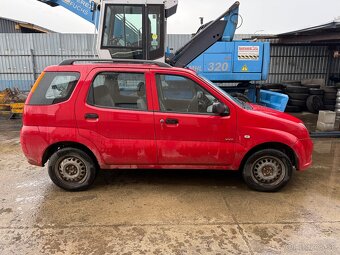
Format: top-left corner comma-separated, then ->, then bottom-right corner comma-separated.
59,59 -> 172,68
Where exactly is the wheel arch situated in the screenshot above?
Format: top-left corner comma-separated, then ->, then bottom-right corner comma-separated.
42,141 -> 99,168
239,142 -> 298,171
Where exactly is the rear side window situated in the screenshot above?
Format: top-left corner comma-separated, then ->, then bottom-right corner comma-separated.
29,72 -> 80,105
87,72 -> 147,110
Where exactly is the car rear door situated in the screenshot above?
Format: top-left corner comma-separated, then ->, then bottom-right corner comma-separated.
150,70 -> 237,166
75,67 -> 157,166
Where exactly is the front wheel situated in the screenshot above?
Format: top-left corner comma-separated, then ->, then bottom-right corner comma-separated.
48,148 -> 97,191
242,149 -> 293,192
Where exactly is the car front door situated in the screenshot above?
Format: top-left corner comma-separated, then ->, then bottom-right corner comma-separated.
151,71 -> 237,166
75,68 -> 157,166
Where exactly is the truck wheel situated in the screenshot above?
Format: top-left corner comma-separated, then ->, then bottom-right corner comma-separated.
48,148 -> 97,191
242,149 -> 292,192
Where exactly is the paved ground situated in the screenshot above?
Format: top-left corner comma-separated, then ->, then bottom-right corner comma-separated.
0,116 -> 339,254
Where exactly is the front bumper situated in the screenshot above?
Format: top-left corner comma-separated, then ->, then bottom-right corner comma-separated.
293,138 -> 313,171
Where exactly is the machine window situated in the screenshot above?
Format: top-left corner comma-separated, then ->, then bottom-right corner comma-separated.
148,5 -> 164,59
156,74 -> 218,114
101,4 -> 164,60
88,72 -> 147,110
102,5 -> 144,59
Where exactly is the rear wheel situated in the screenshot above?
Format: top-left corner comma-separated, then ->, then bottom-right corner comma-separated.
48,148 -> 97,191
242,149 -> 293,192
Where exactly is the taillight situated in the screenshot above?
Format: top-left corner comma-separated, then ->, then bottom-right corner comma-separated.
30,72 -> 45,94
26,72 -> 45,105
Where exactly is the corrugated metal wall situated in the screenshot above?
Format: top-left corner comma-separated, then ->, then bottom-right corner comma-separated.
0,33 -> 96,90
0,33 -> 339,91
0,18 -> 19,33
166,34 -> 192,52
268,45 -> 340,85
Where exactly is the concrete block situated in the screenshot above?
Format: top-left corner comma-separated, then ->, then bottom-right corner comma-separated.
317,111 -> 336,124
316,121 -> 334,131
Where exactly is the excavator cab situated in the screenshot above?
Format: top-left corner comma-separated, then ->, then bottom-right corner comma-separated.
38,0 -> 178,60
98,2 -> 168,60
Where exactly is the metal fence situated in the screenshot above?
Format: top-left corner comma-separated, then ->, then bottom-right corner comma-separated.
0,33 -> 339,91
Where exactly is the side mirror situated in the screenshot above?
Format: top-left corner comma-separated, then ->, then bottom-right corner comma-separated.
212,102 -> 230,116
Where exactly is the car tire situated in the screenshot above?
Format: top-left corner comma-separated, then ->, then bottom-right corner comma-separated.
285,85 -> 309,94
286,93 -> 309,100
323,99 -> 336,106
324,93 -> 337,100
323,86 -> 337,93
285,105 -> 301,113
261,83 -> 284,90
284,81 -> 301,86
288,99 -> 305,107
301,83 -> 321,89
306,95 -> 323,114
242,149 -> 293,192
309,88 -> 324,95
323,105 -> 335,111
48,148 -> 97,191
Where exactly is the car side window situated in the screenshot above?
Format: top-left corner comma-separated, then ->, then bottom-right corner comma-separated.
29,72 -> 80,105
88,72 -> 147,110
156,74 -> 219,114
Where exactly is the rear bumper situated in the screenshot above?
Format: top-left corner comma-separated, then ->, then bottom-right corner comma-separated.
293,138 -> 313,171
20,126 -> 47,167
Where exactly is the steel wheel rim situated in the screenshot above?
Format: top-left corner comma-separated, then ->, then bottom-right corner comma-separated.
58,156 -> 87,183
251,156 -> 286,186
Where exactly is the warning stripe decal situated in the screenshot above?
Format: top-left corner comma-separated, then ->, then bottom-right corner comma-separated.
238,55 -> 259,60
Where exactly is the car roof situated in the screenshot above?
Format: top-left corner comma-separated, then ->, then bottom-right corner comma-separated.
44,60 -> 196,74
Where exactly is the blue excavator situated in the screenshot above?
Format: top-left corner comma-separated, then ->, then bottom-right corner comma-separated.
37,0 -> 285,110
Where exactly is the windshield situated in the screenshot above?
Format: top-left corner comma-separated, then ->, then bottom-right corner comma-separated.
199,76 -> 252,110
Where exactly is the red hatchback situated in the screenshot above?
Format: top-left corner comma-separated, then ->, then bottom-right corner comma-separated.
21,59 -> 313,192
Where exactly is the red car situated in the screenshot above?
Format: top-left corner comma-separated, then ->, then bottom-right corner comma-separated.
20,59 -> 313,192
